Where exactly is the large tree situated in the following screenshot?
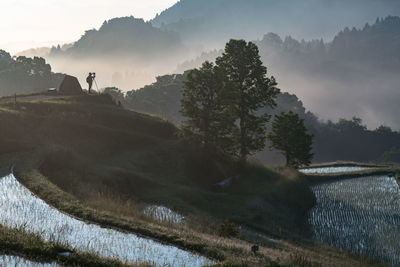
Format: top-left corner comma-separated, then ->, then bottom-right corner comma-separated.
180,61 -> 234,155
216,39 -> 279,162
268,111 -> 314,168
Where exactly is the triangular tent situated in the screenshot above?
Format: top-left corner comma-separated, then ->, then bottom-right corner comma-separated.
58,75 -> 83,95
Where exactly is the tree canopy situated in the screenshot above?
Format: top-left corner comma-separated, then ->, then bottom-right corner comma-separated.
180,40 -> 279,163
0,53 -> 64,96
180,61 -> 234,155
216,39 -> 279,161
268,111 -> 314,168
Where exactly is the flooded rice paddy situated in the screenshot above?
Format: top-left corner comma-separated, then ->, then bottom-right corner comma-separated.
0,255 -> 59,267
0,174 -> 214,267
309,175 -> 400,266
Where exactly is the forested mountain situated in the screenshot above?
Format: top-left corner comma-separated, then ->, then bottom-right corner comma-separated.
152,0 -> 400,47
125,73 -> 400,164
40,16 -> 187,91
330,16 -> 400,69
255,16 -> 400,71
52,17 -> 184,63
0,50 -> 64,96
178,16 -> 400,72
175,16 -> 400,130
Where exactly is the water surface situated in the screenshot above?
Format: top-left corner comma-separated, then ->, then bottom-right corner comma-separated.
309,176 -> 400,266
0,255 -> 59,267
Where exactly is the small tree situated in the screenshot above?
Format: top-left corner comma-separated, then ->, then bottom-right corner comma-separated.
268,111 -> 314,168
180,61 -> 234,155
216,39 -> 279,163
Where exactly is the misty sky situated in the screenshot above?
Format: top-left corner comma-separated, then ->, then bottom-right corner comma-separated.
0,0 -> 177,54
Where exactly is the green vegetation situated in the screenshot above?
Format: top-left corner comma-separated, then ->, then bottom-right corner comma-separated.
215,40 -> 279,162
125,73 -> 400,164
0,94 -> 311,264
181,61 -> 233,156
0,50 -> 64,97
268,111 -> 313,168
180,40 -> 279,163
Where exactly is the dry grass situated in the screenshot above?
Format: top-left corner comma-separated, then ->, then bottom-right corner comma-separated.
0,224 -> 133,267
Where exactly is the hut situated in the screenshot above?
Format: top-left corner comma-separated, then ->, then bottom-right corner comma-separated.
58,75 -> 83,95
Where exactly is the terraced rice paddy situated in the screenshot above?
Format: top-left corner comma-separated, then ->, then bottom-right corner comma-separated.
0,255 -> 59,267
0,174 -> 214,267
300,166 -> 371,174
309,175 -> 400,266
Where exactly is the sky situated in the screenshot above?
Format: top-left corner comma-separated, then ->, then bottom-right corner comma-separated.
0,0 -> 178,54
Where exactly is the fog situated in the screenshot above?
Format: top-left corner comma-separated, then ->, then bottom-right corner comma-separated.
41,35 -> 400,131
47,57 -> 159,91
270,66 -> 400,130
152,0 -> 400,48
12,0 -> 400,131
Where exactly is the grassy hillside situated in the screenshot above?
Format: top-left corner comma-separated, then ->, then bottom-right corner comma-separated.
0,94 -> 382,266
0,93 -> 313,234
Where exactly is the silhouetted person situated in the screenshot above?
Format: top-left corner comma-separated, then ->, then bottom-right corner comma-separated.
86,72 -> 95,93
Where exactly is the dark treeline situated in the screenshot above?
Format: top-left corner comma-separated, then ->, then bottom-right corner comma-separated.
178,16 -> 400,72
125,73 -> 400,164
0,50 -> 64,96
257,16 -> 400,71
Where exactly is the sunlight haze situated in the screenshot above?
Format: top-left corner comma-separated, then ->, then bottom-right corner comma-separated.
0,0 -> 177,54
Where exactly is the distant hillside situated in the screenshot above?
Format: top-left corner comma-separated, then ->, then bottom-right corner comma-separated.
54,16 -> 184,63
0,50 -> 64,96
152,0 -> 400,47
125,73 -> 400,164
175,16 -> 400,130
15,47 -> 52,58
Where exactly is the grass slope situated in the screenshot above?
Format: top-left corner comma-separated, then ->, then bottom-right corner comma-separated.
0,225 -> 131,267
0,94 -> 383,266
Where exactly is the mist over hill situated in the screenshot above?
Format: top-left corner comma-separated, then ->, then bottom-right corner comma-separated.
44,17 -> 187,91
4,4 -> 400,130
59,17 -> 183,62
176,16 -> 400,130
125,73 -> 400,164
152,0 -> 400,48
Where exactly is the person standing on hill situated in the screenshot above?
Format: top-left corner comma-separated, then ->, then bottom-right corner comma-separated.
86,72 -> 95,93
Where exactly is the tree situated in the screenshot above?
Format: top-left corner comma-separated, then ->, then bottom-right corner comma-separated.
180,61 -> 234,155
268,111 -> 313,168
335,117 -> 366,133
216,39 -> 279,162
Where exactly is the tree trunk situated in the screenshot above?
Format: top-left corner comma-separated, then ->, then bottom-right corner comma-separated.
286,153 -> 291,167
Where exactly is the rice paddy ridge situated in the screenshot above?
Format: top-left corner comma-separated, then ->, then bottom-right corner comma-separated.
299,162 -> 396,185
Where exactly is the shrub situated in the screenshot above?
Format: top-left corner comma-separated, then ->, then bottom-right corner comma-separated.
218,219 -> 239,238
